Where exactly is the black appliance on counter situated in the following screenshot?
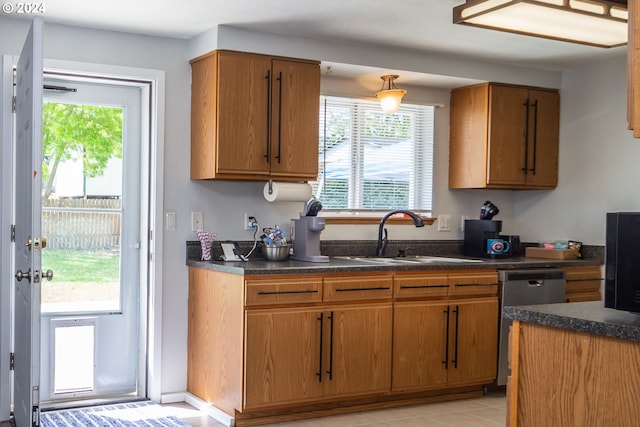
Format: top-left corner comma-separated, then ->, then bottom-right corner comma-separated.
464,201 -> 519,258
463,219 -> 503,258
605,212 -> 640,313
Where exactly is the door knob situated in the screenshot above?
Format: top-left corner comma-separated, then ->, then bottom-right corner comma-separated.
42,269 -> 53,281
15,269 -> 31,282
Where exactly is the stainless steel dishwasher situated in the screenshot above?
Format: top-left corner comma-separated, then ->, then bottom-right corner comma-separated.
497,268 -> 566,385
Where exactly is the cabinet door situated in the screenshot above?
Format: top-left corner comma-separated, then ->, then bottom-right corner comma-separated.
449,84 -> 489,189
525,89 -> 559,188
269,59 -> 320,179
323,303 -> 392,397
216,52 -> 271,175
486,85 -> 529,186
446,298 -> 499,386
392,301 -> 448,392
244,307 -> 324,408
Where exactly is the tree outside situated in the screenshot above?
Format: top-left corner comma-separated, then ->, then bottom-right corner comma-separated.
42,102 -> 122,200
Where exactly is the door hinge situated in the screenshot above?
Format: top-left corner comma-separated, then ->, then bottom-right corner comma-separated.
11,225 -> 15,242
12,95 -> 16,113
9,352 -> 14,370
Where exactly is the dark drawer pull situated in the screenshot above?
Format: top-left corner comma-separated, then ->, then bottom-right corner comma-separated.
400,285 -> 448,290
335,286 -> 390,292
454,282 -> 499,287
568,278 -> 603,283
257,289 -> 319,296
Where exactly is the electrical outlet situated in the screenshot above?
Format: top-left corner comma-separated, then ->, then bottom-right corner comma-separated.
437,214 -> 451,232
191,211 -> 203,231
244,213 -> 257,231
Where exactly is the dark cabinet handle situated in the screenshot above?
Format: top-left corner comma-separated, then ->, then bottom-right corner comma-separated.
316,313 -> 323,382
530,99 -> 539,175
454,282 -> 499,287
276,71 -> 283,163
400,285 -> 448,290
327,311 -> 334,380
452,305 -> 460,369
443,306 -> 450,369
264,70 -> 271,163
522,99 -> 530,175
335,287 -> 390,292
257,289 -> 318,295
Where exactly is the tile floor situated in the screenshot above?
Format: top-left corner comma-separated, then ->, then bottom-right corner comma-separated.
163,391 -> 507,427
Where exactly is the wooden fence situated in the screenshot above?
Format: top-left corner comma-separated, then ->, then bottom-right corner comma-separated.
42,198 -> 121,250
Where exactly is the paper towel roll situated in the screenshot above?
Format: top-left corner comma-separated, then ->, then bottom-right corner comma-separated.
264,181 -> 313,203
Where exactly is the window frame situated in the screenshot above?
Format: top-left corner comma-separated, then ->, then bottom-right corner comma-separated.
315,95 -> 435,222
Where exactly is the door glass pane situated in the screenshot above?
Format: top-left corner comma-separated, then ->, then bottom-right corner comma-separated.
41,102 -> 123,313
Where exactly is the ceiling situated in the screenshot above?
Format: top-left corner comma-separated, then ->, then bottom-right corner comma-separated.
10,0 -> 628,87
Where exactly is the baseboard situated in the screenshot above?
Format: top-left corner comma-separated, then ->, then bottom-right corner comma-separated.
184,392 -> 234,427
159,392 -> 186,404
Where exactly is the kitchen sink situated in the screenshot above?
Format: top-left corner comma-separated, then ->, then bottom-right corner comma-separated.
337,256 -> 484,264
337,256 -> 418,264
398,255 -> 484,263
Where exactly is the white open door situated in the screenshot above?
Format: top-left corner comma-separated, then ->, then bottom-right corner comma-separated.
13,16 -> 44,427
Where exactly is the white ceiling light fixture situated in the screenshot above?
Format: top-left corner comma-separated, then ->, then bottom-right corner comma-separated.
376,75 -> 407,114
453,0 -> 628,48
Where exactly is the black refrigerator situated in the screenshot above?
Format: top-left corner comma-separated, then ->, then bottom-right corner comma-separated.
605,212 -> 640,313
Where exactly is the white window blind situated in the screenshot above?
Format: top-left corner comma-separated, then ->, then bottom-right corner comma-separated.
313,96 -> 434,213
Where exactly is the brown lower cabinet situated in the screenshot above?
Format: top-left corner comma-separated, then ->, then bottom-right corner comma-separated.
507,320 -> 640,427
560,265 -> 602,302
244,302 -> 393,408
187,267 -> 499,425
393,270 -> 499,392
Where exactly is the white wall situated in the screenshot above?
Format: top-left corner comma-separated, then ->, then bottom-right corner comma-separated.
514,58 -> 639,245
0,15 -> 628,398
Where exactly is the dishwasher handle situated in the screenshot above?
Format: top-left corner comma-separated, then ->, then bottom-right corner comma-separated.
528,279 -> 545,287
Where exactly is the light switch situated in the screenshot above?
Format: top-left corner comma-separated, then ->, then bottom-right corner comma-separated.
166,212 -> 176,231
437,214 -> 451,232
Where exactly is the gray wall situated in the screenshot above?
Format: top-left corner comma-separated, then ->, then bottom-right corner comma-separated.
0,15 -> 632,398
514,58 -> 640,244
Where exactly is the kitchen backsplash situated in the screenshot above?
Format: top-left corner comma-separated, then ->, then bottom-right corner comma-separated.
186,239 -> 604,263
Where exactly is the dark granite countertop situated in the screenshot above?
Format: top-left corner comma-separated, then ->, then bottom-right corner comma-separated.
186,255 -> 601,275
504,301 -> 640,342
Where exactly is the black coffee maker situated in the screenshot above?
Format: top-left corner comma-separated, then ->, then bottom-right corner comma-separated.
463,201 -> 518,258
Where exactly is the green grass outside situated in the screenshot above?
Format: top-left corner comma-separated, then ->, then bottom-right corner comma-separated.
42,249 -> 120,284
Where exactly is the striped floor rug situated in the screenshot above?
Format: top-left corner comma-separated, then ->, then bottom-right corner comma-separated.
40,401 -> 191,427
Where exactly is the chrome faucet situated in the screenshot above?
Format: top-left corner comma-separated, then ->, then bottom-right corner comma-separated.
376,210 -> 425,257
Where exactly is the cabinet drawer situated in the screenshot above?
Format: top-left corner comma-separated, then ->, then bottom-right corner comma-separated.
562,266 -> 602,302
394,273 -> 449,299
562,265 -> 602,281
448,271 -> 499,297
323,275 -> 393,302
245,277 -> 323,306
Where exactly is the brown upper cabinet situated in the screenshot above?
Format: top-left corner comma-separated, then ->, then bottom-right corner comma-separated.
449,83 -> 560,189
190,50 -> 321,180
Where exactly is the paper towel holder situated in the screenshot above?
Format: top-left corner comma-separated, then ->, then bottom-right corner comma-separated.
268,179 -> 274,195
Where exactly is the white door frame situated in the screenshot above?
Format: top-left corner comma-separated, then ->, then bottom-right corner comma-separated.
40,77 -> 144,403
0,54 -> 15,423
0,58 -> 165,419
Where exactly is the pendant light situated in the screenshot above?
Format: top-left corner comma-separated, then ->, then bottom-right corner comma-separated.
376,75 -> 407,114
453,0 -> 628,48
